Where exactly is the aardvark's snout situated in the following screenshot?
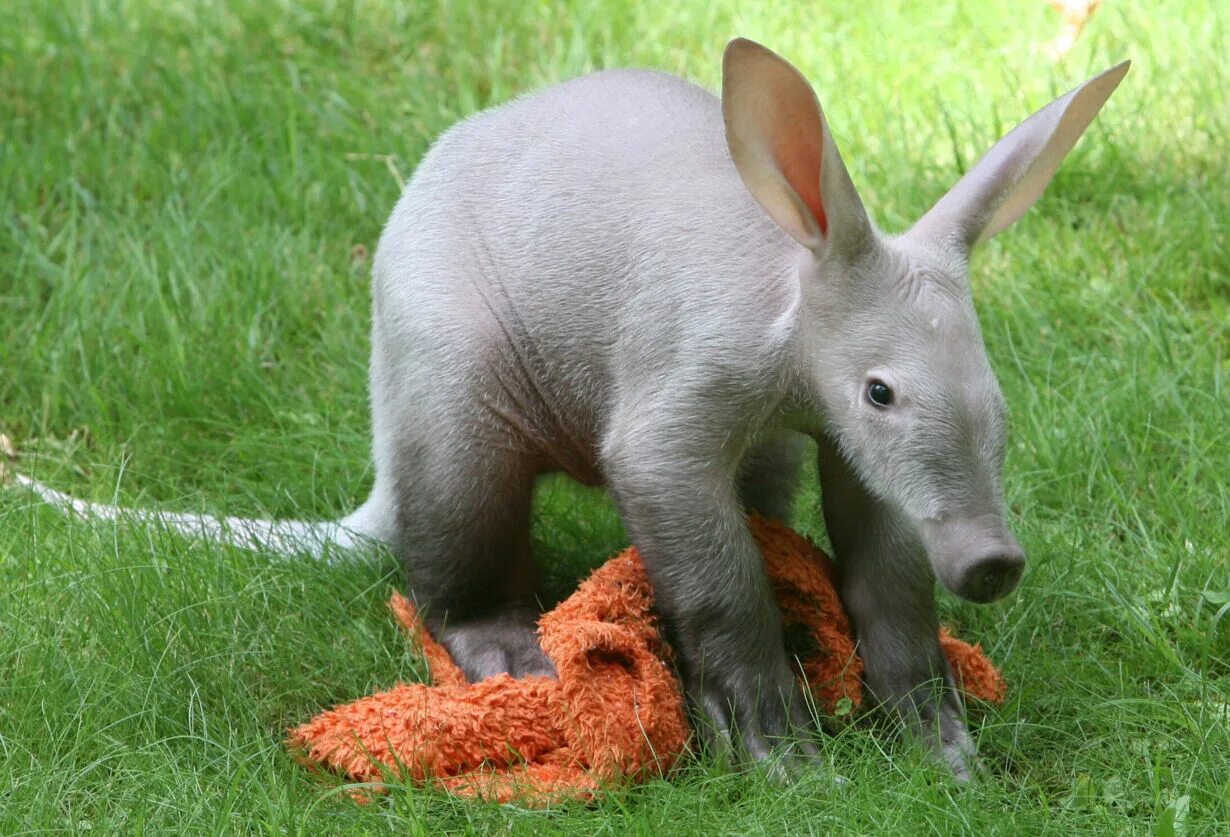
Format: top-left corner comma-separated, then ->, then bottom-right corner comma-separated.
921,515 -> 1026,604
956,544 -> 1026,603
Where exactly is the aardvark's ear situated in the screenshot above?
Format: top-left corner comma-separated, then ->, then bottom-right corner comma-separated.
913,61 -> 1130,248
722,38 -> 871,256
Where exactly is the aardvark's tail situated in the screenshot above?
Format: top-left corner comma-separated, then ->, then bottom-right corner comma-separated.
12,473 -> 391,558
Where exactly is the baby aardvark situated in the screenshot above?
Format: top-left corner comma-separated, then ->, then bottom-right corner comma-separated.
17,39 -> 1128,779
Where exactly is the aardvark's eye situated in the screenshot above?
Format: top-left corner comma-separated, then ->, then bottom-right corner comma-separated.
866,379 -> 894,408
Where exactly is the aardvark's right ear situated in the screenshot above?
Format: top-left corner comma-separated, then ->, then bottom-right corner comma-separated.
722,38 -> 871,256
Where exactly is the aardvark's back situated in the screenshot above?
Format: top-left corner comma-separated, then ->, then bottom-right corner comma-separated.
370,69 -> 802,478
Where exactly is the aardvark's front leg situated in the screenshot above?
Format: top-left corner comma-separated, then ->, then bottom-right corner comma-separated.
603,417 -> 816,766
817,435 -> 980,780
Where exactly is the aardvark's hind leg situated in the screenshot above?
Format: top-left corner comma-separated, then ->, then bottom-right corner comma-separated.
393,432 -> 553,682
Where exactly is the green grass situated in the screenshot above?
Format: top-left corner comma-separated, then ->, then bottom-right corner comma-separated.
2,0 -> 1227,832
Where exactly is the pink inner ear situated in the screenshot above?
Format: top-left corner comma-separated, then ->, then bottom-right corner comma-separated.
772,129 -> 828,237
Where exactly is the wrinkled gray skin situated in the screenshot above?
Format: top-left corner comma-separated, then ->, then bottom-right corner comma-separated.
15,39 -> 1127,780
355,41 -> 1126,777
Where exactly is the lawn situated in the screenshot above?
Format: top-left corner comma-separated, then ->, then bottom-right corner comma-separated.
1,0 -> 1227,832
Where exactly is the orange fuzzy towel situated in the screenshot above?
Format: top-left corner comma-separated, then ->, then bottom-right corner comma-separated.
288,517 -> 1005,803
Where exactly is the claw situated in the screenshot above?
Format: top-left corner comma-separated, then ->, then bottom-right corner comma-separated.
687,666 -> 823,776
435,608 -> 555,682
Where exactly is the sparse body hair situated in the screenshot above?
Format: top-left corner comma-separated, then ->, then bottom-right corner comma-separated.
16,39 -> 1128,779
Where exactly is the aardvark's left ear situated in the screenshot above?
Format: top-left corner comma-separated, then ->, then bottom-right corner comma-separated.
912,61 -> 1130,248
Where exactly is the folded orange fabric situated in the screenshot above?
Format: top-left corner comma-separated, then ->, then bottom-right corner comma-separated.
288,517 -> 1004,803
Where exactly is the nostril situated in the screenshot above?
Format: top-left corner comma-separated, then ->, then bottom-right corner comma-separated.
963,552 -> 1026,603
